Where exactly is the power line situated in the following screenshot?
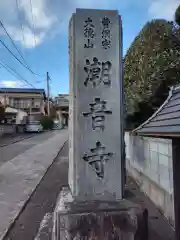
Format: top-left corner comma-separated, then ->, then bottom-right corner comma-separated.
15,0 -> 26,49
1,61 -> 35,88
35,80 -> 44,83
0,60 -> 35,88
0,21 -> 29,67
29,0 -> 36,47
0,38 -> 43,77
0,21 -> 44,78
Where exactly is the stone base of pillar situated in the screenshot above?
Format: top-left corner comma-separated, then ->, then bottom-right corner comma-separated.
52,187 -> 148,240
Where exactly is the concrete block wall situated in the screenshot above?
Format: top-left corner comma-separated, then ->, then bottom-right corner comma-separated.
125,131 -> 174,226
0,124 -> 16,136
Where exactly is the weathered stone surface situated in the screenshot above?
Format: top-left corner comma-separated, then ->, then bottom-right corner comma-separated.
69,8 -> 124,201
34,213 -> 53,240
52,188 -> 148,240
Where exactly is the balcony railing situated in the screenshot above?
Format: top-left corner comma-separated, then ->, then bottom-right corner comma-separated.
9,103 -> 41,109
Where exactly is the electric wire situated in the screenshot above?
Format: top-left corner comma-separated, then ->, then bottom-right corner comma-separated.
0,21 -> 44,78
0,61 -> 35,88
29,0 -> 37,47
15,0 -> 26,49
0,38 -> 43,77
0,21 -> 29,67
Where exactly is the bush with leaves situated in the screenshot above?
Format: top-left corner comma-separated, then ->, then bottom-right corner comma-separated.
124,19 -> 180,127
175,5 -> 180,26
0,103 -> 5,123
40,115 -> 53,130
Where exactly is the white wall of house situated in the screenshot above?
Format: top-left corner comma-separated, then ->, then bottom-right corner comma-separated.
0,95 -> 5,105
125,131 -> 174,226
16,110 -> 28,124
56,110 -> 65,129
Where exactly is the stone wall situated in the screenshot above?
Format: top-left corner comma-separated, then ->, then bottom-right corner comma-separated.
125,131 -> 174,226
0,124 -> 16,136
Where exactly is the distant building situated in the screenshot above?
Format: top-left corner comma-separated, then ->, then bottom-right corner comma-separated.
0,88 -> 46,118
55,94 -> 69,128
55,94 -> 69,107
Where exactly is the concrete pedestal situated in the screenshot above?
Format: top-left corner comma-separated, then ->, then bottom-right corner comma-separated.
52,187 -> 148,240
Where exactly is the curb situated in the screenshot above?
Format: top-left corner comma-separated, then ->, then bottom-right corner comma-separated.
0,130 -> 52,148
0,134 -> 36,148
1,139 -> 68,240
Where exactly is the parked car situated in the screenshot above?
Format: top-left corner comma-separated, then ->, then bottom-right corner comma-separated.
52,120 -> 60,130
26,121 -> 43,133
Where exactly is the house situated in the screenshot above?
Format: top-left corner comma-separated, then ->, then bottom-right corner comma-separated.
5,107 -> 27,124
0,107 -> 28,136
0,88 -> 46,119
55,94 -> 69,107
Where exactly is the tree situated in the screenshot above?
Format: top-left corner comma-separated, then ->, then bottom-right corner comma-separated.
50,105 -> 57,119
124,19 -> 180,127
40,116 -> 53,130
175,5 -> 180,26
0,102 -> 5,123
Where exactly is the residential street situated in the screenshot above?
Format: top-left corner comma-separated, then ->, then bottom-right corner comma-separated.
0,129 -> 68,239
0,131 -> 60,165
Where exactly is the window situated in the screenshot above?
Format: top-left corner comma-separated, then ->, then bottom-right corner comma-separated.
32,98 -> 35,107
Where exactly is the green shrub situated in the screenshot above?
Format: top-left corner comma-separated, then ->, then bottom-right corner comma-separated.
175,5 -> 180,26
0,104 -> 5,123
40,116 -> 53,130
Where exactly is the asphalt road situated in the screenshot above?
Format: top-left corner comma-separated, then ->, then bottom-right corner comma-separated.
0,131 -> 60,165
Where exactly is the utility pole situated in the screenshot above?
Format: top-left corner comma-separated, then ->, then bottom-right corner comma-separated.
47,72 -> 50,116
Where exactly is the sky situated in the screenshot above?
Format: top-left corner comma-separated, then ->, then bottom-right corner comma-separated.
0,0 -> 179,97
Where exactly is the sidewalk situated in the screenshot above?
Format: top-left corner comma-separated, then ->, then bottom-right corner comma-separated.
0,129 -> 68,240
126,177 -> 175,240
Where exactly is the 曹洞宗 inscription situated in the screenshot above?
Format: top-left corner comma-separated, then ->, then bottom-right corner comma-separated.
101,17 -> 111,50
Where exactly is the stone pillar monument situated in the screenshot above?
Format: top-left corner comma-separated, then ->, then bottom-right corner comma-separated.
69,9 -> 124,201
52,8 -> 148,240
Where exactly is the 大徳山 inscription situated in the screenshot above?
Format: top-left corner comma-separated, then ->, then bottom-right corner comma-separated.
84,17 -> 95,48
